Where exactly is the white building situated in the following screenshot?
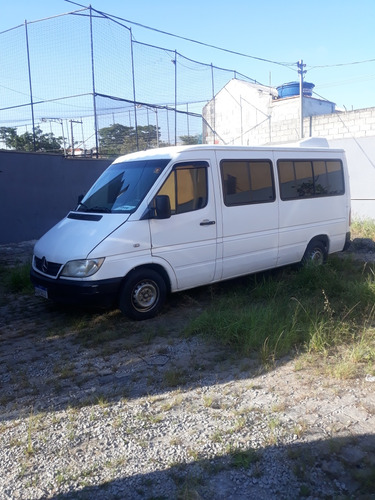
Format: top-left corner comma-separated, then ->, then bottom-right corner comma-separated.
202,79 -> 375,220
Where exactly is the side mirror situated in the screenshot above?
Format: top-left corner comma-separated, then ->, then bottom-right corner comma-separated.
155,195 -> 171,219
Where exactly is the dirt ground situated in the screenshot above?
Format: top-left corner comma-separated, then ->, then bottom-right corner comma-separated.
1,241 -> 375,499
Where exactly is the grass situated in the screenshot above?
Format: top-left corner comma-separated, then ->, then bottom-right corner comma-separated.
351,219 -> 375,239
229,446 -> 260,468
1,262 -> 33,294
187,258 -> 375,373
185,219 -> 375,375
163,368 -> 188,388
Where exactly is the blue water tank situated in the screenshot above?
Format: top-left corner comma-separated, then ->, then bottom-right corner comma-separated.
276,81 -> 315,98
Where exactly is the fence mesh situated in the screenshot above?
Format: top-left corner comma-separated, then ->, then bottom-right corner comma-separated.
0,7 -> 256,157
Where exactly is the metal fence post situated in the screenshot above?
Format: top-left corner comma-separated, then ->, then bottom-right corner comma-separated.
89,6 -> 99,158
130,30 -> 139,150
25,20 -> 36,152
174,50 -> 177,145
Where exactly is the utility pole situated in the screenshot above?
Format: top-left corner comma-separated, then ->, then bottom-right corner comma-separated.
70,120 -> 83,156
41,118 -> 67,155
298,60 -> 306,139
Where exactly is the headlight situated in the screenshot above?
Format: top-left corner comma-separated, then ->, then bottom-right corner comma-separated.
60,258 -> 105,277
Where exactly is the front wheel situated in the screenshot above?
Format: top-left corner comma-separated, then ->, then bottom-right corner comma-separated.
119,269 -> 167,320
301,240 -> 327,267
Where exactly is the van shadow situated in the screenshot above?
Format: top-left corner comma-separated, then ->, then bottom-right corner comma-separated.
49,433 -> 375,499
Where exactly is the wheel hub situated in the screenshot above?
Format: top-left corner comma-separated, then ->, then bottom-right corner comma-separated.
132,281 -> 158,311
311,249 -> 323,264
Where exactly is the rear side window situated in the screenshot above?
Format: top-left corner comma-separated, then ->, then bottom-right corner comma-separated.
221,160 -> 275,206
278,159 -> 345,200
156,161 -> 208,214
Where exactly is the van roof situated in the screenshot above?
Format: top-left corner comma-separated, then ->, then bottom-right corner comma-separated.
113,138 -> 343,163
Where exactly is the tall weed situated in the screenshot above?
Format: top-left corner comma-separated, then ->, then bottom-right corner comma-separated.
351,219 -> 375,240
2,263 -> 33,294
186,256 -> 375,367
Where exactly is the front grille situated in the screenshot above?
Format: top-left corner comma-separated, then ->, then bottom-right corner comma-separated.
34,256 -> 63,277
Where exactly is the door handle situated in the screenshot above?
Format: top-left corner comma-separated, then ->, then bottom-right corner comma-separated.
200,220 -> 216,226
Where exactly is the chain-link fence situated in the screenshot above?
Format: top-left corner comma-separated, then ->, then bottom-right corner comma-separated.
0,6 -> 257,157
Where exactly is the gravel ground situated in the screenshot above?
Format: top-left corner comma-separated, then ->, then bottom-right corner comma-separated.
1,241 -> 375,499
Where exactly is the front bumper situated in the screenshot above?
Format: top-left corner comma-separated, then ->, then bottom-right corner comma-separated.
30,268 -> 123,309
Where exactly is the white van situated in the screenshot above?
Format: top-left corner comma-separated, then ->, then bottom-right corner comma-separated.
31,140 -> 351,320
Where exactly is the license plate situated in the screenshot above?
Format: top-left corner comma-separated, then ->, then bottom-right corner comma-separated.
35,285 -> 48,299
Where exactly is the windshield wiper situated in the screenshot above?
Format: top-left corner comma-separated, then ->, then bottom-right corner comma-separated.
87,206 -> 111,213
77,201 -> 89,211
77,203 -> 111,213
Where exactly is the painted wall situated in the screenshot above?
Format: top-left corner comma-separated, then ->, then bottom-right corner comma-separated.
328,137 -> 375,220
0,151 -> 112,244
203,79 -> 276,145
203,79 -> 336,146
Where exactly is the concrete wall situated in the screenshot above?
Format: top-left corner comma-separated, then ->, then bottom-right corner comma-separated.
0,151 -> 112,244
265,106 -> 375,145
203,79 -> 336,146
328,136 -> 375,220
203,79 -> 277,145
213,102 -> 375,147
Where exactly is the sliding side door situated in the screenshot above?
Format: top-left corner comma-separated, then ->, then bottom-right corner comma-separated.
216,151 -> 279,280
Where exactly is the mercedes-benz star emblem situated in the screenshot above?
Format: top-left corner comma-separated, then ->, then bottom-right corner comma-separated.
41,257 -> 48,274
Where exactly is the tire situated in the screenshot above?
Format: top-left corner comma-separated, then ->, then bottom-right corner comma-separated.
119,269 -> 167,320
301,240 -> 327,267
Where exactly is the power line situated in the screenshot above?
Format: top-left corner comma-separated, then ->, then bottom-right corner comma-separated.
308,58 -> 375,70
64,1 -> 297,70
82,6 -> 375,73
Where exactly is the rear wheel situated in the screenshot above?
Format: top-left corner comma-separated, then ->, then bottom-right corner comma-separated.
302,240 -> 327,266
119,269 -> 166,320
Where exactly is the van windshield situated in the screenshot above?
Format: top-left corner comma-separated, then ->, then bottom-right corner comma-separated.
77,158 -> 170,214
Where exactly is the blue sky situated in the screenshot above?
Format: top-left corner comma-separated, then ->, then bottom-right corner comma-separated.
1,0 -> 375,111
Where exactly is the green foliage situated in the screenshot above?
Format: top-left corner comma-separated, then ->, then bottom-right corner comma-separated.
98,123 -> 162,156
0,126 -> 63,153
351,219 -> 375,240
230,446 -> 260,468
2,263 -> 33,294
163,368 -> 188,388
186,257 -> 375,365
179,134 -> 201,145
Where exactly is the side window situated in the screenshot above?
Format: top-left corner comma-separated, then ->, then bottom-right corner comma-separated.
295,161 -> 314,197
278,159 -> 344,200
312,161 -> 329,195
221,160 -> 275,206
156,161 -> 208,215
326,160 -> 345,194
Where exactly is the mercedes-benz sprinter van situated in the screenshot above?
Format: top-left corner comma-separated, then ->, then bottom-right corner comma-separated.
31,140 -> 351,320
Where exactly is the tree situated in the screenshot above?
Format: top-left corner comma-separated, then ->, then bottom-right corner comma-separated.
98,123 -> 161,156
0,126 -> 63,153
179,134 -> 201,145
98,124 -> 134,156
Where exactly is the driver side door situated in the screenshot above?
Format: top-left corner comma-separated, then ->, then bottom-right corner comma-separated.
149,160 -> 218,289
